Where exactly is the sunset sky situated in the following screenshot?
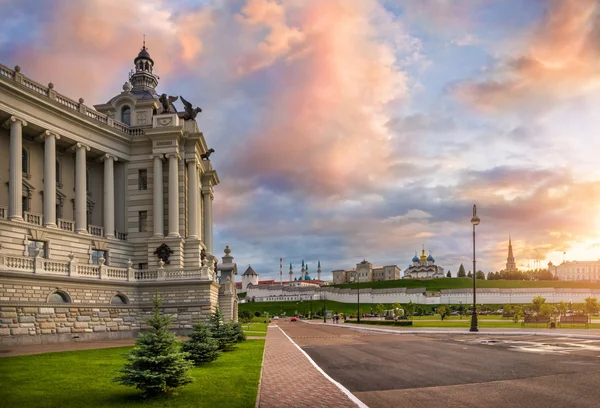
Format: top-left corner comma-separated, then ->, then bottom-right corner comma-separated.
2,0 -> 600,280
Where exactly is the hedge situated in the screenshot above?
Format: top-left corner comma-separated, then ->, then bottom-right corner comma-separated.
344,320 -> 413,327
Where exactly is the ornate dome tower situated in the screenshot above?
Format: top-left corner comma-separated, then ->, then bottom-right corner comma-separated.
130,39 -> 158,93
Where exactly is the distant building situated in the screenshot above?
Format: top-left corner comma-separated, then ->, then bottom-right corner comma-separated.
506,236 -> 517,271
548,260 -> 600,281
237,263 -> 325,294
403,249 -> 445,279
332,260 -> 401,284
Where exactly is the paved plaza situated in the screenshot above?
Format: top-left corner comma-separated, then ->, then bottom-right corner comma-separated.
264,321 -> 600,408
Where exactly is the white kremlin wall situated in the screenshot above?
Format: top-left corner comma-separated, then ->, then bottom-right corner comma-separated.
241,285 -> 600,305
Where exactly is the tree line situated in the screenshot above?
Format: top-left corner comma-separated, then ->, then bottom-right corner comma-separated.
451,263 -> 556,280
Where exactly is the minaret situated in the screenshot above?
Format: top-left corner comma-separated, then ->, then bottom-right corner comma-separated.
301,260 -> 305,280
506,235 -> 517,271
289,263 -> 293,282
317,260 -> 321,281
280,257 -> 283,285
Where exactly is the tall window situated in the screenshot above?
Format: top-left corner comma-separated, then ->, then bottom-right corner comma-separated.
121,106 -> 131,125
22,187 -> 30,212
56,159 -> 61,186
138,169 -> 147,190
92,249 -> 107,265
138,211 -> 147,232
22,148 -> 29,174
28,240 -> 46,258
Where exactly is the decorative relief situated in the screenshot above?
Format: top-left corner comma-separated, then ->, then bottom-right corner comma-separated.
157,117 -> 173,127
136,111 -> 148,125
155,140 -> 173,147
107,111 -> 115,119
154,243 -> 173,264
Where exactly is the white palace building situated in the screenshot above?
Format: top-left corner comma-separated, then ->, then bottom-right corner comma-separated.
0,45 -> 238,346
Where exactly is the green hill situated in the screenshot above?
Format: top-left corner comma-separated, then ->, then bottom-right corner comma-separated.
331,278 -> 600,291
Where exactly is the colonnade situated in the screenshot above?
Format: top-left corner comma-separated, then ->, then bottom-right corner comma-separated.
7,115 -> 214,250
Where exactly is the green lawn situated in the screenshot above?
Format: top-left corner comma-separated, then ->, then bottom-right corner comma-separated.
350,320 -> 600,329
0,340 -> 265,408
332,278 -> 600,291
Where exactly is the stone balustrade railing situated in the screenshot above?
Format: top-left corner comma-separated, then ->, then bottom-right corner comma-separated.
88,224 -> 104,237
0,254 -> 216,283
24,211 -> 43,226
0,63 -> 146,137
57,218 -> 74,232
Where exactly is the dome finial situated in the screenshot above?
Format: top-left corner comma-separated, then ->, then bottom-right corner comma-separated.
143,34 -> 146,50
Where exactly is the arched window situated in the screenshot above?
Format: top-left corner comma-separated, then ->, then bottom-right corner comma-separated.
121,106 -> 131,125
47,290 -> 71,303
111,294 -> 129,305
22,148 -> 29,174
86,170 -> 90,193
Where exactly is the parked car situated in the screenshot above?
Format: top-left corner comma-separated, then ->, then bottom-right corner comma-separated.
272,316 -> 280,320
290,317 -> 298,322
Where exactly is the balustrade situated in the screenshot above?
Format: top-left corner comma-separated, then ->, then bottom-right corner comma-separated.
88,224 -> 104,237
57,218 -> 75,232
23,211 -> 43,226
0,63 -> 146,136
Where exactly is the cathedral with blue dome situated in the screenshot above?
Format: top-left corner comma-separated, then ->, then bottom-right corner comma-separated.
403,248 -> 446,279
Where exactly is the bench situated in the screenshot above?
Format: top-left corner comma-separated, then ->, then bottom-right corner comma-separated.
558,315 -> 589,328
521,315 -> 551,327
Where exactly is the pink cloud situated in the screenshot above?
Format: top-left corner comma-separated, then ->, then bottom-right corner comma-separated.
454,0 -> 600,113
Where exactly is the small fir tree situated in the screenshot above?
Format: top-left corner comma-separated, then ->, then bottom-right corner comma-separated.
231,322 -> 247,343
457,264 -> 466,278
182,323 -> 220,365
113,292 -> 193,396
446,271 -> 452,278
209,308 -> 238,351
475,270 -> 486,280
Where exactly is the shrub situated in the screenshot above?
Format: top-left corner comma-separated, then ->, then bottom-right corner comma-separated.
113,292 -> 193,396
209,308 -> 238,351
230,322 -> 247,343
182,323 -> 220,365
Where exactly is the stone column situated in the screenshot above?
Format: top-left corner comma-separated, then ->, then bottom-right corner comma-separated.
43,131 -> 59,227
187,160 -> 199,239
151,154 -> 164,237
102,154 -> 116,238
166,153 -> 180,237
8,116 -> 27,221
74,143 -> 90,233
202,185 -> 213,253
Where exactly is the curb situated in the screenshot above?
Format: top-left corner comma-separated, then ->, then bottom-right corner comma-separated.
302,321 -> 600,340
254,325 -> 273,408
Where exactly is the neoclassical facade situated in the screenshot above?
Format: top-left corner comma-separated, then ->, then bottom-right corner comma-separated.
0,46 -> 237,346
332,260 -> 401,284
403,249 -> 445,279
548,260 -> 600,281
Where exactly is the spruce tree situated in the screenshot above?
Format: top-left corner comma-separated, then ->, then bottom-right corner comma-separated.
113,293 -> 193,396
457,264 -> 466,277
446,271 -> 451,278
182,323 -> 220,365
209,308 -> 237,351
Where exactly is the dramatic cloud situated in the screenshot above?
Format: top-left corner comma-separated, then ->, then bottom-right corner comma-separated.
2,0 -> 600,277
453,0 -> 600,113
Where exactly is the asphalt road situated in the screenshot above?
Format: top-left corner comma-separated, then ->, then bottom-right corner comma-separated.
280,322 -> 600,408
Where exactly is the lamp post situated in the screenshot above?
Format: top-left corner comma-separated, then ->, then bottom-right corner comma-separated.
322,291 -> 326,323
470,204 -> 480,332
351,272 -> 361,324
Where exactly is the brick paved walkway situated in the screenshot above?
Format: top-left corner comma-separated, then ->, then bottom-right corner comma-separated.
258,323 -> 360,408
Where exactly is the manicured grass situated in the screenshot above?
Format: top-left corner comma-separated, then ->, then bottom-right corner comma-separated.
243,323 -> 267,332
349,320 -> 600,329
243,332 -> 267,337
332,278 -> 600,291
240,300 -> 432,317
0,340 -> 265,408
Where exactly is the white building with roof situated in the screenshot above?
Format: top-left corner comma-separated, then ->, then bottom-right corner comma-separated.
548,260 -> 600,281
331,259 -> 401,284
403,248 -> 445,279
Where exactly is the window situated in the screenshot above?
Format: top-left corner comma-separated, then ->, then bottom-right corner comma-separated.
48,290 -> 71,303
138,211 -> 147,232
56,159 -> 61,186
22,148 -> 28,174
27,240 -> 46,258
111,294 -> 129,305
86,170 -> 90,194
56,194 -> 64,219
138,169 -> 148,190
22,193 -> 29,212
92,250 -> 107,265
139,263 -> 148,270
121,106 -> 131,125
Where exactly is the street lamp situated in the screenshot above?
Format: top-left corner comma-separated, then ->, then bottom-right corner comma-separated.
470,204 -> 480,332
351,272 -> 361,324
322,291 -> 326,323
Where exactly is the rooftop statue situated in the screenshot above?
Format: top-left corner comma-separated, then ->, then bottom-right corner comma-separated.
180,95 -> 202,120
159,94 -> 178,113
